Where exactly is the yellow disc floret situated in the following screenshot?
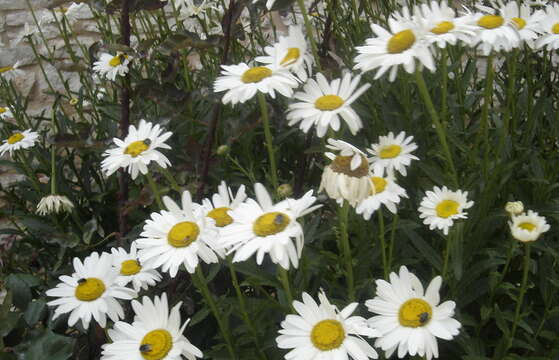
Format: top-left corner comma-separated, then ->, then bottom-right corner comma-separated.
75,278 -> 106,301
331,155 -> 369,177
310,319 -> 345,351
0,107 -> 6,114
109,55 -> 126,67
315,95 -> 345,111
140,329 -> 173,360
207,207 -> 233,227
387,29 -> 416,54
399,298 -> 432,328
435,199 -> 459,218
379,145 -> 402,159
7,133 -> 24,144
371,177 -> 387,195
518,222 -> 536,231
0,66 -> 14,74
552,22 -> 559,34
253,212 -> 290,237
120,259 -> 142,276
167,221 -> 200,248
280,48 -> 301,66
512,17 -> 526,30
478,15 -> 504,29
124,140 -> 149,157
241,67 -> 273,84
431,21 -> 455,35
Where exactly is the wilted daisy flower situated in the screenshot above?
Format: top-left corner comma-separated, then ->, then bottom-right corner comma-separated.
367,131 -> 418,177
0,106 -> 13,119
136,191 -> 219,277
0,61 -> 24,81
355,168 -> 408,220
505,200 -> 524,216
0,129 -> 39,156
276,291 -> 380,359
46,252 -> 137,329
354,10 -> 435,82
286,72 -> 370,137
110,243 -> 162,292
256,25 -> 313,81
366,266 -> 461,360
417,1 -> 478,48
101,293 -> 203,360
418,186 -> 474,235
220,183 -> 321,270
213,63 -> 298,105
509,210 -> 550,242
93,52 -> 131,81
469,4 -> 520,55
320,139 -> 372,206
201,181 -> 246,228
536,4 -> 559,50
36,194 -> 74,215
101,119 -> 172,180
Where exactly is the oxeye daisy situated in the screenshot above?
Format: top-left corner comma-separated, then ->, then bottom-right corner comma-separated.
418,186 -> 474,235
535,4 -> 559,50
276,291 -> 380,359
220,183 -> 321,270
0,129 -> 39,156
286,72 -> 370,137
490,0 -> 544,48
46,252 -> 137,329
101,293 -> 203,360
319,139 -> 372,206
417,1 -> 478,48
256,25 -> 313,81
367,131 -> 418,177
93,52 -> 131,81
110,243 -> 162,292
355,168 -> 408,220
136,190 -> 219,277
36,194 -> 74,215
354,8 -> 435,82
0,61 -> 24,81
509,209 -> 550,242
469,4 -> 520,54
505,200 -> 524,216
201,181 -> 246,228
101,119 -> 172,180
213,63 -> 298,105
366,266 -> 461,360
0,106 -> 13,119
41,2 -> 89,25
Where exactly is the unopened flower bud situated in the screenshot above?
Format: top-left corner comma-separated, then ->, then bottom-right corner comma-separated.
69,97 -> 79,106
277,183 -> 293,198
505,201 -> 524,216
216,145 -> 229,156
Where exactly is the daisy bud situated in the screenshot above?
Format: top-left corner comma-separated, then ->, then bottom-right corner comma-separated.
216,144 -> 229,156
277,183 -> 293,197
505,201 -> 524,216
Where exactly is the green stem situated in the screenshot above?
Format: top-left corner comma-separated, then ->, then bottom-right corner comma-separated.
480,54 -> 494,182
442,232 -> 453,280
441,48 -> 449,125
509,242 -> 531,350
145,173 -> 163,209
296,0 -> 321,71
387,213 -> 398,276
377,209 -> 388,280
339,201 -> 355,301
16,152 -> 41,193
193,268 -> 237,360
278,266 -> 294,309
257,92 -> 278,191
159,167 -> 181,193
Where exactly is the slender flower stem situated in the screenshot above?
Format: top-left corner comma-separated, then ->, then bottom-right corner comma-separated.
479,54 -> 494,182
442,231 -> 453,281
145,173 -> 163,209
509,242 -> 531,350
296,0 -> 321,71
159,167 -> 182,193
377,209 -> 388,280
414,69 -> 458,187
257,92 -> 279,191
193,268 -> 237,360
441,48 -> 449,125
499,50 -> 517,156
387,213 -> 398,273
16,152 -> 41,193
339,201 -> 355,301
278,266 -> 294,310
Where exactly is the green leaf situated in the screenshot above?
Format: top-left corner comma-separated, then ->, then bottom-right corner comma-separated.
6,274 -> 40,310
82,218 -> 98,245
14,329 -> 74,360
23,300 -> 46,328
158,31 -> 221,55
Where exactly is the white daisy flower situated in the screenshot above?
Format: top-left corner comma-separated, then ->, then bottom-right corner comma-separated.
136,190 -> 219,277
213,63 -> 299,105
286,72 -> 370,137
256,25 -> 313,82
535,4 -> 559,50
110,243 -> 162,292
354,9 -> 435,82
276,291 -> 380,359
93,52 -> 131,81
101,293 -> 203,360
0,106 -> 13,119
101,119 -> 172,180
319,139 -> 372,207
36,194 -> 74,216
417,1 -> 478,48
509,209 -> 550,242
46,252 -> 137,329
0,129 -> 39,156
366,266 -> 461,360
220,183 -> 321,270
178,0 -> 217,19
418,186 -> 474,235
490,0 -> 544,48
468,5 -> 520,55
367,131 -> 418,177
355,168 -> 408,220
0,61 -> 24,81
41,3 -> 89,25
201,181 -> 247,228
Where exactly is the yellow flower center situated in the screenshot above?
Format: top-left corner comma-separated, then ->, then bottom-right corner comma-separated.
109,55 -> 125,67
253,212 -> 290,237
140,329 -> 173,360
371,176 -> 387,195
431,21 -> 455,35
379,144 -> 402,159
387,29 -> 416,54
120,259 -> 142,276
399,298 -> 432,328
478,15 -> 504,29
69,98 -> 79,105
552,22 -> 559,34
518,222 -> 536,231
168,221 -> 200,248
7,133 -> 24,144
0,66 -> 14,73
315,95 -> 345,111
280,47 -> 301,66
207,207 -> 233,227
310,319 -> 345,351
331,155 -> 369,177
75,278 -> 106,301
241,67 -> 273,84
0,107 -> 6,114
124,140 -> 149,157
512,17 -> 526,30
435,199 -> 459,218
